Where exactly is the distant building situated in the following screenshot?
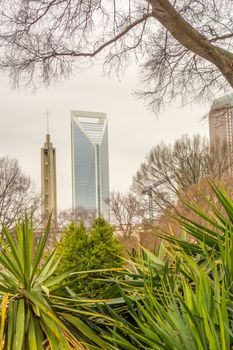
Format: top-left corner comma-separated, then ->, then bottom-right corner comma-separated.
209,94 -> 233,147
209,94 -> 233,174
71,111 -> 110,219
41,134 -> 57,227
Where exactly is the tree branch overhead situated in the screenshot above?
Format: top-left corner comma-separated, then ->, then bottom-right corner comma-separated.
0,0 -> 233,109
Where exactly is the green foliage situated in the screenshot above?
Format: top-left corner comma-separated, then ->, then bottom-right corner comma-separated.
0,214 -> 114,350
103,246 -> 233,349
57,217 -> 123,298
0,215 -> 78,349
1,184 -> 233,349
96,184 -> 233,349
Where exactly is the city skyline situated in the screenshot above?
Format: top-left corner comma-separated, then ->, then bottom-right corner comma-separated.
0,65 -> 209,211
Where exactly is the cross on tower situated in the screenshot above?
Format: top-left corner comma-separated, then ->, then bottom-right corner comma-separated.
45,109 -> 51,134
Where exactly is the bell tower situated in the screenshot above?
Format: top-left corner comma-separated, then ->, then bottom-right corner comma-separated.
41,133 -> 57,228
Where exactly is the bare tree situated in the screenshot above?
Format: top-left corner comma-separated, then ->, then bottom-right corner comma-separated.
0,156 -> 40,229
155,177 -> 233,242
57,207 -> 96,229
109,191 -> 145,238
0,1 -> 233,109
132,134 -> 233,216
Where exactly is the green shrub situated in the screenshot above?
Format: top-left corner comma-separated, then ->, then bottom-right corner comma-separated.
57,217 -> 123,298
0,215 -> 113,350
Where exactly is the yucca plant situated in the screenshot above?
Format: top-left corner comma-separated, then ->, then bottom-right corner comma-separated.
2,184 -> 232,349
98,184 -> 233,349
0,214 -> 111,350
155,184 -> 233,291
105,249 -> 233,349
102,248 -> 233,349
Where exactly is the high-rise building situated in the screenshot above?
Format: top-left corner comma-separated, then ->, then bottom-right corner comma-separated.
209,93 -> 233,174
71,110 -> 110,219
209,94 -> 233,147
41,133 -> 57,227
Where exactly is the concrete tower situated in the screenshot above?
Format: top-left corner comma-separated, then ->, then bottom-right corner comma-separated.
41,134 -> 57,227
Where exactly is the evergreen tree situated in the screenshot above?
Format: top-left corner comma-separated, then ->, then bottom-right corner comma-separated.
57,218 -> 123,298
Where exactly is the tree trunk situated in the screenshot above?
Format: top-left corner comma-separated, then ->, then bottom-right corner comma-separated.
148,0 -> 233,87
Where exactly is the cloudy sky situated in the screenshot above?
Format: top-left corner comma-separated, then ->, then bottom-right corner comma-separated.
0,64 -> 210,211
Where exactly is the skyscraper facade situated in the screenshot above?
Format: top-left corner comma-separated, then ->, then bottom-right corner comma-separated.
41,133 -> 57,227
71,111 -> 110,219
209,94 -> 233,147
209,93 -> 233,174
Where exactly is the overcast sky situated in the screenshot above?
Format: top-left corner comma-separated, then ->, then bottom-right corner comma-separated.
0,64 -> 210,211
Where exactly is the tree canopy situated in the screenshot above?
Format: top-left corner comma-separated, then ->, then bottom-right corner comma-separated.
0,1 -> 233,109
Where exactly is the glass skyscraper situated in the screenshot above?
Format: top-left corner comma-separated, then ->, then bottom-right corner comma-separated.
71,111 -> 110,219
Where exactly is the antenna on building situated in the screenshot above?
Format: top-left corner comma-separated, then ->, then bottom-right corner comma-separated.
45,109 -> 51,134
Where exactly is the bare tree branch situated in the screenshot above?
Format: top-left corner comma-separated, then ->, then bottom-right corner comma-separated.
0,0 -> 233,109
57,207 -> 96,229
109,191 -> 145,238
0,156 -> 40,229
132,134 -> 233,217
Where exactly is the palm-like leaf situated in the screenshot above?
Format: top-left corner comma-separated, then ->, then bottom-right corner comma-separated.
103,240 -> 233,349
99,184 -> 233,349
0,214 -> 110,350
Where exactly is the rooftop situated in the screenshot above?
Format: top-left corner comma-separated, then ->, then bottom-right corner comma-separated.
211,93 -> 233,109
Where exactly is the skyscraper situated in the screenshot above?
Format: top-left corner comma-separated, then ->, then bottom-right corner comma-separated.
71,111 -> 110,219
41,133 -> 57,227
209,94 -> 233,147
209,93 -> 233,174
